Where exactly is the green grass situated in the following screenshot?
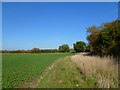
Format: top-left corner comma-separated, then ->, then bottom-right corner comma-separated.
2,53 -> 72,88
38,56 -> 97,88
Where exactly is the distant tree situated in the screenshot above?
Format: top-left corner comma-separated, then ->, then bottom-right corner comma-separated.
15,50 -> 22,53
2,50 -> 9,53
73,41 -> 86,52
85,45 -> 90,52
40,49 -> 58,53
58,44 -> 69,52
2,49 -> 59,53
31,48 -> 40,53
69,49 -> 76,53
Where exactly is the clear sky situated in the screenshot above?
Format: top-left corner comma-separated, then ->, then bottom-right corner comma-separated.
2,2 -> 118,50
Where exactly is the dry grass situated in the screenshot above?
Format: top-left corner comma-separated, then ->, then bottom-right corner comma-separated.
71,53 -> 118,88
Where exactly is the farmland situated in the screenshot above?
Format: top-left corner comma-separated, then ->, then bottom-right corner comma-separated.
2,53 -> 118,88
2,53 -> 73,88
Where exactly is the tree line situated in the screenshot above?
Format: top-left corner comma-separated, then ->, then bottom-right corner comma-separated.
2,49 -> 58,53
2,41 -> 88,53
87,20 -> 120,58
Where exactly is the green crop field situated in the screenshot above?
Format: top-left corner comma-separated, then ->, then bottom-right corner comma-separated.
2,53 -> 73,88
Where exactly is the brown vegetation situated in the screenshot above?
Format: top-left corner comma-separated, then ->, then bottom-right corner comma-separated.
71,53 -> 118,88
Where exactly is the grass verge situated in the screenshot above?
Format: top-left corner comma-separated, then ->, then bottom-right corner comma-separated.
38,56 -> 97,88
71,53 -> 118,88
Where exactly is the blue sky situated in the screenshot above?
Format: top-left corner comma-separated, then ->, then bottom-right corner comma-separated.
2,2 -> 118,50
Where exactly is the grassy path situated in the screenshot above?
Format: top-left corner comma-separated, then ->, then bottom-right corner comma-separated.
38,56 -> 96,88
23,57 -> 65,88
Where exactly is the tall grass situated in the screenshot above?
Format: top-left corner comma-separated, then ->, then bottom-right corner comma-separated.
71,53 -> 118,88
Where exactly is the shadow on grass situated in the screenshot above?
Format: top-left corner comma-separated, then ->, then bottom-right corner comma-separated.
83,52 -> 120,65
83,52 -> 97,56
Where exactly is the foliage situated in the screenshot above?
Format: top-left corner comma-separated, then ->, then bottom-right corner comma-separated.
73,41 -> 86,52
85,45 -> 90,52
40,49 -> 58,53
2,49 -> 59,53
87,20 -> 120,57
31,48 -> 40,53
58,44 -> 70,52
69,49 -> 76,53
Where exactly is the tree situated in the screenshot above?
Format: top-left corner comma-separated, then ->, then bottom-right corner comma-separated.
85,45 -> 90,52
58,44 -> 69,52
31,48 -> 40,53
73,41 -> 86,52
87,20 -> 120,57
87,25 -> 98,34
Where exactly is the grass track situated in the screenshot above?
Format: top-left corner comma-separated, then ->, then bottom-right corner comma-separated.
38,56 -> 97,88
2,53 -> 73,88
